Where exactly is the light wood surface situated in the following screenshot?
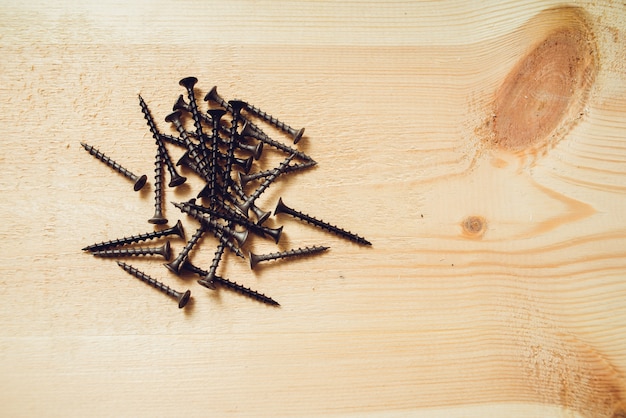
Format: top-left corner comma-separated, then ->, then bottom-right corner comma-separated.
1,1 -> 626,416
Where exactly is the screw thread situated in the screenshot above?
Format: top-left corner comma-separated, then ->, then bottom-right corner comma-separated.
240,160 -> 316,187
92,242 -> 169,259
182,200 -> 275,241
206,242 -> 226,281
183,87 -> 204,138
117,261 -> 190,308
148,151 -> 167,224
228,182 -> 271,223
166,114 -> 211,179
275,198 -> 371,246
254,245 -> 329,263
240,124 -> 313,162
82,220 -> 184,251
80,142 -> 142,183
186,262 -> 279,306
244,153 -> 296,206
244,101 -> 299,138
208,111 -> 225,204
139,95 -> 186,187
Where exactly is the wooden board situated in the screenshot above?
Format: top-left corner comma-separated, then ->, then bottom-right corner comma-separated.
1,1 -> 626,416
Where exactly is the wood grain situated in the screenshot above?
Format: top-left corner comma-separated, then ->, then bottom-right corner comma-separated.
1,1 -> 625,416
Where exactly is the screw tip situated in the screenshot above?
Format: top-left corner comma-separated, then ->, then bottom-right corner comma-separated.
164,110 -> 182,123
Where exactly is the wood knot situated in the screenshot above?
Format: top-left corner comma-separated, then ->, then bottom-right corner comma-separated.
461,216 -> 486,238
489,6 -> 597,155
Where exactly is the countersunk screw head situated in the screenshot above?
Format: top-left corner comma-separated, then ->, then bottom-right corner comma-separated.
133,174 -> 148,191
178,76 -> 198,90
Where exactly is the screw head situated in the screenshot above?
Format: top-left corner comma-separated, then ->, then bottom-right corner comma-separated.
134,174 -> 148,191
148,216 -> 168,225
168,173 -> 187,187
178,77 -> 198,90
178,289 -> 191,308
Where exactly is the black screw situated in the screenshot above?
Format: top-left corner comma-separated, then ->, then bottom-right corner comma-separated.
239,121 -> 314,162
236,153 -> 296,216
148,151 -> 168,225
249,245 -> 329,269
238,160 -> 316,188
200,241 -> 226,287
184,262 -> 280,306
117,261 -> 191,308
92,241 -> 172,260
164,226 -> 206,274
274,197 -> 372,246
82,220 -> 185,251
138,94 -> 187,188
242,100 -> 305,144
206,108 -> 227,204
223,100 -> 247,193
80,142 -> 147,191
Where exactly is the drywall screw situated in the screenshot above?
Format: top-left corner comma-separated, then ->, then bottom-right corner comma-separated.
206,108 -> 227,204
179,77 -> 205,138
82,220 -> 185,251
92,241 -> 172,260
164,225 -> 206,274
164,111 -> 210,179
117,261 -> 191,308
184,262 -> 280,306
239,121 -> 313,162
158,132 -> 185,149
80,142 -> 147,191
181,199 -> 283,243
148,151 -> 168,225
172,202 -> 249,247
238,160 -> 317,188
249,245 -> 329,269
274,197 -> 372,246
222,100 -> 247,192
236,153 -> 296,216
242,100 -> 305,144
138,94 -> 187,187
228,181 -> 271,224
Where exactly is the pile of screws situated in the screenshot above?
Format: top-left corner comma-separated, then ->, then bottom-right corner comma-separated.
81,77 -> 370,309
